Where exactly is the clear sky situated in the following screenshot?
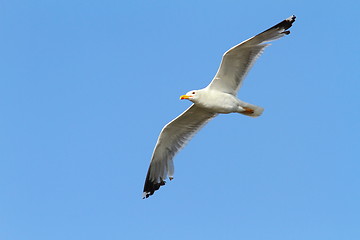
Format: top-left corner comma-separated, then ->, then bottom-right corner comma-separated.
1,0 -> 359,239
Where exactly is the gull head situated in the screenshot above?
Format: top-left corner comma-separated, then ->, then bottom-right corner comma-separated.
180,90 -> 199,102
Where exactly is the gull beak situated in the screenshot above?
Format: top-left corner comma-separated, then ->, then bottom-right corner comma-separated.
180,95 -> 190,100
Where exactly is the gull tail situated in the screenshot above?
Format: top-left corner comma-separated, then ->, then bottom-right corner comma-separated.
238,101 -> 264,117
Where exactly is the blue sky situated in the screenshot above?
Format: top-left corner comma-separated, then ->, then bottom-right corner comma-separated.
1,0 -> 359,239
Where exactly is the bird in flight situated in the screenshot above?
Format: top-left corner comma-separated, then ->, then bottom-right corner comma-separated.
143,15 -> 296,198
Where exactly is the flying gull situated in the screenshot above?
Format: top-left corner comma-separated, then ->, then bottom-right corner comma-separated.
143,15 -> 296,198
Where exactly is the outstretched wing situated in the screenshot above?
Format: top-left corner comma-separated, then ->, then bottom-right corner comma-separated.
207,15 -> 296,95
143,105 -> 217,198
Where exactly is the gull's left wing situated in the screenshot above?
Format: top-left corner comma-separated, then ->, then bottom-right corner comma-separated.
143,105 -> 217,198
207,15 -> 296,95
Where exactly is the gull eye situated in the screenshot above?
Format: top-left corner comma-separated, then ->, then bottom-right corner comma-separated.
192,91 -> 195,94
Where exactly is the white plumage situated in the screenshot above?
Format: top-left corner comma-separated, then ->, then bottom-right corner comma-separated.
143,15 -> 296,198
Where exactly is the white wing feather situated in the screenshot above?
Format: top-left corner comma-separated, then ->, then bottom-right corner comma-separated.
143,105 -> 217,198
207,15 -> 296,95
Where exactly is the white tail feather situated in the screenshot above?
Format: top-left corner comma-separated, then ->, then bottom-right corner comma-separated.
237,101 -> 264,117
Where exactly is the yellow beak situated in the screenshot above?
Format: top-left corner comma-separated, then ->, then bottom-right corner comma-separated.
180,95 -> 190,100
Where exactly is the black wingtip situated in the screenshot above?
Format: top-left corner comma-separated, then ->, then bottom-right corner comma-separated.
279,15 -> 296,32
257,15 -> 296,37
267,15 -> 296,34
142,179 -> 166,199
142,167 -> 166,199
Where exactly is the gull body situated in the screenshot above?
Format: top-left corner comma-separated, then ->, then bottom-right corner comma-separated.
181,89 -> 263,115
142,15 -> 296,198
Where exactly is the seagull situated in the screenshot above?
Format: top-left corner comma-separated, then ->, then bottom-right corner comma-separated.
143,15 -> 296,198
